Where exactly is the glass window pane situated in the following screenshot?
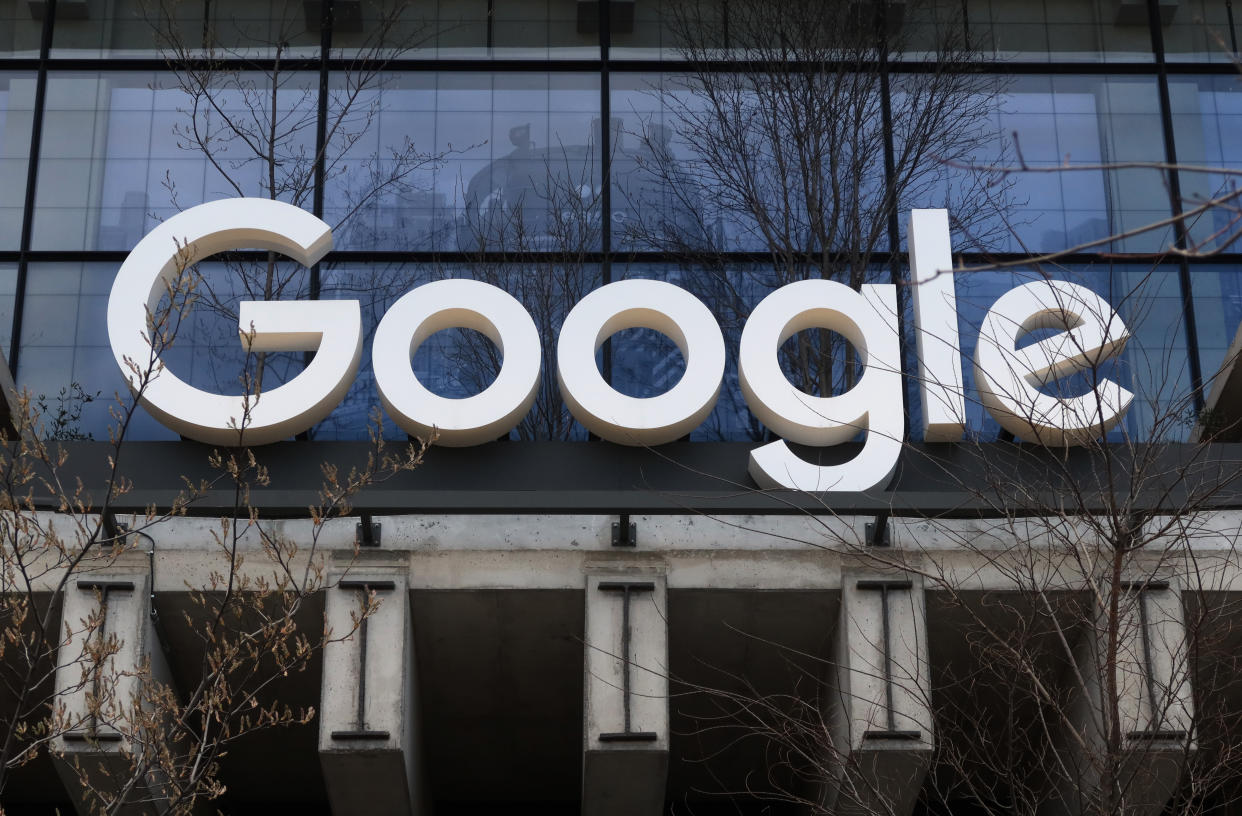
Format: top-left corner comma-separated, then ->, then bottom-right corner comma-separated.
327,72 -> 601,252
332,0 -> 598,59
315,262 -> 600,441
32,71 -> 317,251
954,264 -> 1192,443
900,0 -> 973,58
0,263 -> 15,362
51,0 -> 319,58
1170,75 -> 1242,253
619,0 -> 1155,62
0,0 -> 44,56
899,75 -> 1174,254
611,1 -> 981,65
16,260 -> 310,441
614,262 -> 756,442
969,0 -> 1154,62
610,0 -> 724,60
1192,266 -> 1242,400
16,262 -> 168,440
493,0 -> 597,57
1164,0 -> 1239,63
611,262 -> 892,442
0,73 -> 35,251
611,72 -> 889,254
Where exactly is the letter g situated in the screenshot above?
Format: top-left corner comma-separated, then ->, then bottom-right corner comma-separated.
106,198 -> 361,445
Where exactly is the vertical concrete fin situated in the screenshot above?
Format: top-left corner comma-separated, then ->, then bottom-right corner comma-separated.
1047,579 -> 1196,816
825,575 -> 932,816
52,569 -> 178,816
582,573 -> 668,816
318,563 -> 425,816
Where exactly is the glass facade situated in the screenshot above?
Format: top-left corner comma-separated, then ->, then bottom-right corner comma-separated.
1,0 -> 1240,446
900,74 -> 1175,254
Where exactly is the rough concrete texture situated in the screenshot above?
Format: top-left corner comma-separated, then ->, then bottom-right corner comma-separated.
824,574 -> 932,816
17,511 -> 1234,812
1045,580 -> 1195,816
319,556 -> 425,816
582,571 -> 668,816
52,562 -> 180,816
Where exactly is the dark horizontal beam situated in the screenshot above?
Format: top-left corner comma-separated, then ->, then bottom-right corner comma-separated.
9,249 -> 1239,267
2,56 -> 1237,76
24,439 -> 1242,519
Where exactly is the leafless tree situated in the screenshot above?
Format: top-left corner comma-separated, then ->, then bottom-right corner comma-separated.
662,249 -> 1242,815
0,240 -> 427,814
608,0 -> 1009,437
434,120 -> 607,440
135,0 -> 448,403
0,2 -> 442,810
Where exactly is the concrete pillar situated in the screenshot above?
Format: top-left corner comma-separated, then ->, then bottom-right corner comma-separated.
582,573 -> 668,816
318,561 -> 425,816
824,575 -> 933,816
52,567 -> 176,815
1046,579 -> 1195,816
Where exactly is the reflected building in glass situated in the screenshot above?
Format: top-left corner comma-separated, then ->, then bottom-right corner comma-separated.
4,1 -> 1242,814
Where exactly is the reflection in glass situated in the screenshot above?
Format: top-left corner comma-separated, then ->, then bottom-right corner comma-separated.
0,73 -> 36,250
1164,0 -> 1239,63
0,264 -> 15,361
316,262 -> 599,441
900,75 -> 1173,254
953,264 -> 1192,443
610,0 -> 724,60
334,0 -> 597,58
1170,75 -> 1242,253
967,0 -> 1153,62
0,0 -> 43,56
613,263 -> 751,442
16,262 -> 157,440
33,71 -> 319,251
327,72 -> 601,252
50,0 -> 320,57
18,260 -> 311,441
1192,267 -> 1242,402
611,72 -> 892,255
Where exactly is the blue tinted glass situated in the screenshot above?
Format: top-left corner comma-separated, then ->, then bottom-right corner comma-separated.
613,264 -> 892,443
1170,75 -> 1242,253
17,261 -> 309,441
327,72 -> 602,252
17,262 -> 174,440
33,71 -> 318,252
611,72 -> 888,254
607,327 -> 685,400
1192,266 -> 1242,405
315,262 -> 599,441
953,264 -> 1192,443
0,263 -> 14,361
899,75 -> 1173,255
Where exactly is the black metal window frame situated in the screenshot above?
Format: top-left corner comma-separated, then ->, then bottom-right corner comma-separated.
0,0 -> 1236,413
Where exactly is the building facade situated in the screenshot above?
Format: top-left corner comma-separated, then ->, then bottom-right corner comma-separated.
4,0 -> 1242,814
